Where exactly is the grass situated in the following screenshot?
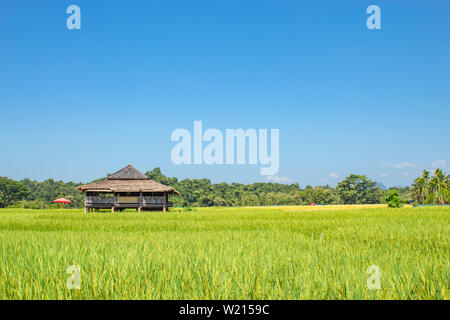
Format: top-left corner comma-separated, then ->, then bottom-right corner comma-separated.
0,206 -> 448,300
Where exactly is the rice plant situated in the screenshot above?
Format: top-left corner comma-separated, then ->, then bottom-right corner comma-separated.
0,206 -> 448,299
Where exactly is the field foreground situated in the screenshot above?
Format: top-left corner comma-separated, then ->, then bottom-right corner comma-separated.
0,206 -> 448,299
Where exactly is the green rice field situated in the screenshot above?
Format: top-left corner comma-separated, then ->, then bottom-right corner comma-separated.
0,205 -> 448,300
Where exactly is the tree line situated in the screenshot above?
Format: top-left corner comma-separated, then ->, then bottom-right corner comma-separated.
0,168 -> 448,209
0,178 -> 84,209
411,169 -> 449,205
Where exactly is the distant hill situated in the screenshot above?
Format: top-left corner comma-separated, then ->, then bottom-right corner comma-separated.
375,182 -> 387,190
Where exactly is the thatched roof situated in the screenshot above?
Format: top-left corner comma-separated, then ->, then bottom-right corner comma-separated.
77,165 -> 179,194
107,165 -> 148,180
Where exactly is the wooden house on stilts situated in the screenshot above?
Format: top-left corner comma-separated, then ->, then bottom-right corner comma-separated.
77,165 -> 179,212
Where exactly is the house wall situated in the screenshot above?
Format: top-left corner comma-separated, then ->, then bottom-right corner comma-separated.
84,192 -> 172,210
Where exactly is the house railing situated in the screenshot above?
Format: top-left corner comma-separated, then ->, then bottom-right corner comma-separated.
85,196 -> 172,207
85,196 -> 114,205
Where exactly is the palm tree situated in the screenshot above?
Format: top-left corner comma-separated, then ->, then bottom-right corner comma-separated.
412,177 -> 426,203
412,169 -> 449,205
432,168 -> 449,204
422,170 -> 430,200
429,176 -> 438,203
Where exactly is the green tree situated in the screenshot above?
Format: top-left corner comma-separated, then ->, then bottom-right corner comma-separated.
411,170 -> 430,204
0,177 -> 29,208
241,192 -> 260,206
336,174 -> 380,204
385,190 -> 404,208
299,187 -> 341,205
429,168 -> 449,205
411,168 -> 449,205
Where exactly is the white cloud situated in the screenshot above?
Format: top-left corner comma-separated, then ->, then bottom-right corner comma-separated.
379,173 -> 389,177
431,160 -> 447,168
379,162 -> 389,167
393,162 -> 420,169
329,173 -> 339,179
319,178 -> 327,182
401,172 -> 411,177
266,175 -> 293,184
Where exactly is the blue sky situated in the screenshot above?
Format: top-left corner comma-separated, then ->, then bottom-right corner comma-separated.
0,0 -> 449,187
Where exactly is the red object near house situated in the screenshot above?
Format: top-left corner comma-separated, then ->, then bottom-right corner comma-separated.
53,198 -> 72,204
310,203 -> 318,206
